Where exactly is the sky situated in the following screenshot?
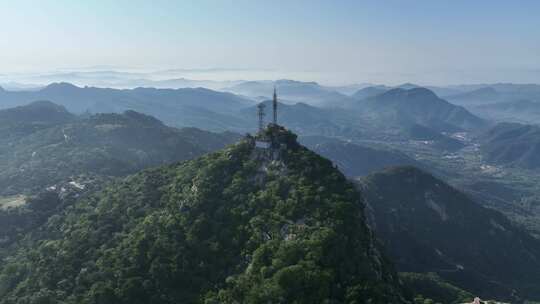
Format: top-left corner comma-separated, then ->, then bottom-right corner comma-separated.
0,0 -> 539,85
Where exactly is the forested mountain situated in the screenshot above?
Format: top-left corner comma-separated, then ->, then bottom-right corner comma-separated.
0,104 -> 240,195
0,101 -> 75,142
0,100 -> 74,125
358,166 -> 540,302
480,122 -> 540,169
355,88 -> 486,133
0,126 -> 406,303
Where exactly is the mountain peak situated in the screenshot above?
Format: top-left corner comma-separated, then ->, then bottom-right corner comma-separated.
352,86 -> 389,99
0,100 -> 74,124
397,82 -> 420,89
42,82 -> 80,91
381,87 -> 439,100
25,99 -> 66,109
253,124 -> 301,151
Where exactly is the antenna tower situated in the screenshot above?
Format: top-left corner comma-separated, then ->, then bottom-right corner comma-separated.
257,103 -> 266,132
272,86 -> 278,125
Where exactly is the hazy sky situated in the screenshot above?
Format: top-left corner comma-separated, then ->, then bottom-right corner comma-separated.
1,0 -> 539,85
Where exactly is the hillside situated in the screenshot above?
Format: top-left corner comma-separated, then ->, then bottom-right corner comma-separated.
358,166 -> 540,301
300,136 -> 423,176
0,125 -> 406,303
356,88 -> 486,132
0,105 -> 240,195
480,123 -> 540,169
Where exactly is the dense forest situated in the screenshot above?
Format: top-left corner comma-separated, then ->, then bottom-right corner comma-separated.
0,126 -> 407,303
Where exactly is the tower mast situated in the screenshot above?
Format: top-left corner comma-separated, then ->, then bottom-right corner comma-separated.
272,86 -> 277,125
257,103 -> 266,132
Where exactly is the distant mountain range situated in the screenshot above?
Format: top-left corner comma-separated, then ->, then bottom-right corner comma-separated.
0,82 -> 496,155
0,70 -> 243,90
240,100 -> 363,138
471,99 -> 540,124
446,84 -> 540,106
446,87 -> 500,106
359,166 -> 540,301
224,79 -> 354,107
0,83 -> 254,131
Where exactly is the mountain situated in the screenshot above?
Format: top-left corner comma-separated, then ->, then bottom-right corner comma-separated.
300,136 -> 423,176
351,86 -> 390,100
322,83 -> 373,95
0,100 -> 74,124
238,88 -> 480,150
0,105 -> 241,195
225,79 -> 353,107
472,99 -> 540,124
0,100 -> 75,141
352,85 -> 465,101
397,83 -> 421,90
479,122 -> 540,169
358,166 -> 540,301
356,88 -> 486,132
0,83 -> 254,131
446,87 -> 501,106
241,100 -> 362,137
447,84 -> 540,105
0,125 -> 406,303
